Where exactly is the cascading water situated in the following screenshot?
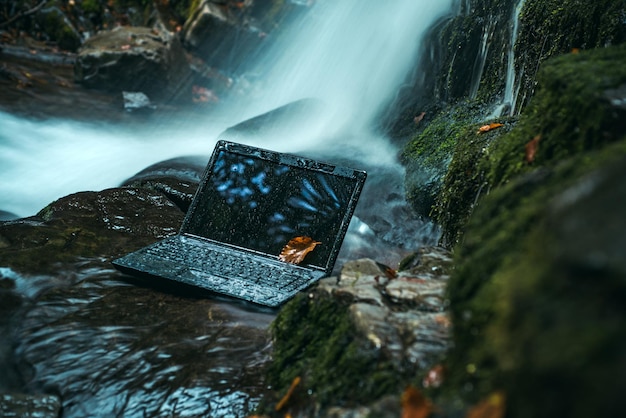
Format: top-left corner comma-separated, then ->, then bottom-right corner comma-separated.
469,17 -> 495,99
1,2 -> 458,415
0,0 -> 455,220
491,0 -> 526,117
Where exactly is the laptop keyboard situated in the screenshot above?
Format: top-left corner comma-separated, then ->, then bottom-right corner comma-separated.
142,236 -> 315,303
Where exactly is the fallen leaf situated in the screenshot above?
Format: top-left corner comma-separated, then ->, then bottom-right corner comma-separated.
275,376 -> 301,412
192,85 -> 219,103
433,313 -> 451,328
571,48 -> 580,54
279,237 -> 321,265
414,111 -> 426,125
385,267 -> 398,279
478,123 -> 504,133
401,386 -> 434,418
525,134 -> 541,163
465,391 -> 506,418
422,364 -> 445,389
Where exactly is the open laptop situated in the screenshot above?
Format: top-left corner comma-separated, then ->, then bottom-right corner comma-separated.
112,140 -> 367,307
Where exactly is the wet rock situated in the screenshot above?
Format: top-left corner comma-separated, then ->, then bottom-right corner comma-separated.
0,210 -> 18,221
0,187 -> 184,274
266,247 -> 453,414
0,176 -> 274,417
74,26 -> 192,102
122,91 -> 156,112
121,156 -> 207,212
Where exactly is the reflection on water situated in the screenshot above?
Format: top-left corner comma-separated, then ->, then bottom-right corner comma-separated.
13,263 -> 273,417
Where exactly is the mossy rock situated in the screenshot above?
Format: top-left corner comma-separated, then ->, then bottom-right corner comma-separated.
265,291 -> 400,413
442,44 -> 626,413
446,144 -> 626,415
516,0 -> 626,109
401,100 -> 490,219
433,43 -> 626,248
489,156 -> 626,418
35,6 -> 82,51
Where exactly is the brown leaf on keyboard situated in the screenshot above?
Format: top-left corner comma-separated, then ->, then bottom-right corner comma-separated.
279,236 -> 321,265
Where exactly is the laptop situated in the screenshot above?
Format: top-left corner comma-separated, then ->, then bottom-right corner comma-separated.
112,140 -> 367,307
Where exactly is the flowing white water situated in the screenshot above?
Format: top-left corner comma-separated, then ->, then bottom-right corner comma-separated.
491,0 -> 526,117
469,17 -> 495,99
0,0 -> 455,218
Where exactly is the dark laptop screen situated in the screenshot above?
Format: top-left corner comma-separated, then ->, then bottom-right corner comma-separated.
184,149 -> 360,269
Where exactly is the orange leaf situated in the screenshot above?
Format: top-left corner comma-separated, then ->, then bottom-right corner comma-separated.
385,267 -> 398,279
401,386 -> 434,418
192,85 -> 219,103
525,134 -> 541,163
478,123 -> 504,133
279,237 -> 321,265
422,364 -> 445,389
414,111 -> 426,125
466,391 -> 506,418
275,376 -> 301,412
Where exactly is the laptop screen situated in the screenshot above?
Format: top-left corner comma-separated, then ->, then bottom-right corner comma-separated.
184,147 -> 362,270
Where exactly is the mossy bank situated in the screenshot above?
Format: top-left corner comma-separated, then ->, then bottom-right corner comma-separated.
436,42 -> 626,417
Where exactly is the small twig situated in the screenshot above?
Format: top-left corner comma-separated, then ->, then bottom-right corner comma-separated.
0,0 -> 49,28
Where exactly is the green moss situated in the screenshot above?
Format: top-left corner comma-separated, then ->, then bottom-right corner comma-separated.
38,8 -> 82,51
487,43 -> 626,187
433,117 -> 516,248
441,43 -> 626,406
432,44 -> 626,248
81,0 -> 102,15
267,292 -> 399,410
515,0 -> 626,109
401,100 -> 489,218
445,139 -> 626,405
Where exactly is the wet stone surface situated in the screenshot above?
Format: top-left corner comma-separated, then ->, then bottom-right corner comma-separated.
321,251 -> 452,370
267,248 -> 453,416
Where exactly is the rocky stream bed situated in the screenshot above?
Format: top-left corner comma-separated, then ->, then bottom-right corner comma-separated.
2,1 -> 626,417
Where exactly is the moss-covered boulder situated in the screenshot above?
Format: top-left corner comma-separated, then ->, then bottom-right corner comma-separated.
442,44 -> 626,416
401,101 -> 486,219
264,250 -> 453,416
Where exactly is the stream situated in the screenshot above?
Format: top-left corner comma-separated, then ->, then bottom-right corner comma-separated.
0,0 -> 456,416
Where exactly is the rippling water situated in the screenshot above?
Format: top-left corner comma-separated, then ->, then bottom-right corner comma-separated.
10,262 -> 274,417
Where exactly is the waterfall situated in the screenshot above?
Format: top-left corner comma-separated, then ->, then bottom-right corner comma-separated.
0,0 -> 455,218
491,0 -> 526,117
469,17 -> 495,99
